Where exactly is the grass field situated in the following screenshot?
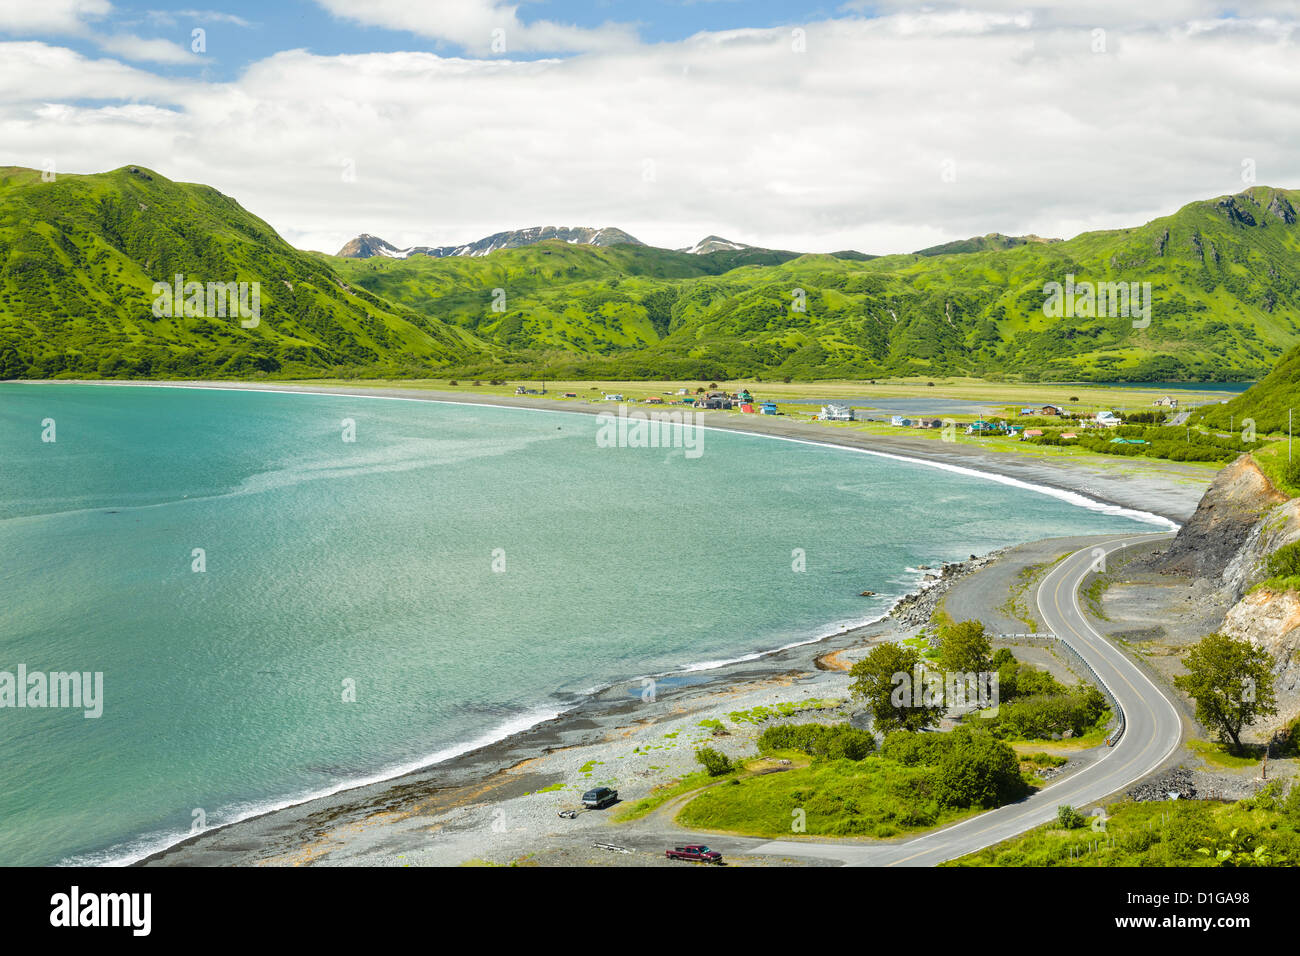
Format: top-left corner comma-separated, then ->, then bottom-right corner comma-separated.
274,376 -> 1243,473
674,756 -> 981,839
945,789 -> 1300,866
284,375 -> 1241,413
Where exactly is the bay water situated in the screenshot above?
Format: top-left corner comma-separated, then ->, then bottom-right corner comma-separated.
0,383 -> 1166,865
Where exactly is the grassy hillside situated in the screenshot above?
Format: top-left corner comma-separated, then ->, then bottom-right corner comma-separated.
0,165 -> 490,378
3,165 -> 1298,383
913,232 -> 1061,257
327,186 -> 1300,383
1194,341 -> 1300,434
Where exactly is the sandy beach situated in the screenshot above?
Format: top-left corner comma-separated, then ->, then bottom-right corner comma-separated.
59,378 -> 1210,868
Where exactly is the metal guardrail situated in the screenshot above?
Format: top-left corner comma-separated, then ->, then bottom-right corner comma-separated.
996,632 -> 1125,747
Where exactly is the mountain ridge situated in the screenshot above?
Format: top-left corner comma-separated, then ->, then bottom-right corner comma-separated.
335,225 -> 642,259
2,166 -> 1299,383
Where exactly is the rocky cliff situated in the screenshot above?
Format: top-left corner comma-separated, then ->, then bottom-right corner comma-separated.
1160,454 -> 1300,731
1157,454 -> 1288,583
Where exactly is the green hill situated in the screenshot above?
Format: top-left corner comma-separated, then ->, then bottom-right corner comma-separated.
1194,341 -> 1300,434
3,165 -> 1299,383
913,233 -> 1061,257
0,165 -> 490,378
328,186 -> 1300,382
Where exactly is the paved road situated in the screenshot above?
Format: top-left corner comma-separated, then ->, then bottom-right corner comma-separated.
741,531 -> 1184,866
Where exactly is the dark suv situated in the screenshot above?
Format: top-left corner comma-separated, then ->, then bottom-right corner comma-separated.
582,786 -> 618,809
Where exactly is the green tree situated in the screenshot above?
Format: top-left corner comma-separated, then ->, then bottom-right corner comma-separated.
1174,632 -> 1277,754
849,643 -> 944,733
938,618 -> 992,673
0,347 -> 23,379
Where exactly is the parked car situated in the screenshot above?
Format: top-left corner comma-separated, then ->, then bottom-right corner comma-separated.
665,844 -> 723,864
582,786 -> 618,809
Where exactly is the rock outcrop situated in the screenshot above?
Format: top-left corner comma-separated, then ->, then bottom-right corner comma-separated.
1156,454 -> 1288,582
1222,588 -> 1300,707
1159,454 -> 1300,730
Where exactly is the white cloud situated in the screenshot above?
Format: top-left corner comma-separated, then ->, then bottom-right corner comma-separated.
0,41 -> 179,100
2,7 -> 1300,257
842,0 -> 1300,27
96,33 -> 194,64
312,0 -> 638,54
0,0 -> 111,36
145,9 -> 253,29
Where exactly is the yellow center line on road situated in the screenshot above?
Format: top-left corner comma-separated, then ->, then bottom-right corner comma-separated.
885,534 -> 1175,867
873,533 -> 1180,868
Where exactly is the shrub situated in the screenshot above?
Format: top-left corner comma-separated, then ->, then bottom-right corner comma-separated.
990,648 -> 1015,669
1266,540 -> 1300,579
758,722 -> 875,760
695,747 -> 735,777
1286,457 -> 1300,490
1281,782 -> 1300,821
879,730 -> 952,766
933,730 -> 1027,809
996,659 -> 1065,702
981,686 -> 1108,740
1057,804 -> 1086,829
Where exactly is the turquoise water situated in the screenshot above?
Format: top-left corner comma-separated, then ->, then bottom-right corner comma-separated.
0,384 -> 1166,866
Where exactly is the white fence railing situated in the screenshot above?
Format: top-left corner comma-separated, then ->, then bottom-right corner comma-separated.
996,632 -> 1125,747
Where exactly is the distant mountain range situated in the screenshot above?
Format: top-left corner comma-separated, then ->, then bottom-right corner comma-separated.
335,227 -> 811,261
2,164 -> 1298,383
335,226 -> 1042,262
677,235 -> 758,255
336,226 -> 642,259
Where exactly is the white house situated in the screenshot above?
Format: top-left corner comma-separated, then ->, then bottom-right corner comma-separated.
1095,410 -> 1122,426
821,404 -> 855,421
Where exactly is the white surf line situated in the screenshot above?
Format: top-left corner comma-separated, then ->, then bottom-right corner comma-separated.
21,380 -> 1181,531
72,701 -> 572,867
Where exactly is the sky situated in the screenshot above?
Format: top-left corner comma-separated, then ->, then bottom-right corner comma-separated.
1,1 -> 1298,256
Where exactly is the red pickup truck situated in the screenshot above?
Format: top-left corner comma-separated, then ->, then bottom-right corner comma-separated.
665,844 -> 723,864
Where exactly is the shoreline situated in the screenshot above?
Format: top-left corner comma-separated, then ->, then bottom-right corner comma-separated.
18,379 -> 1209,524
6,380 -> 1209,865
133,547 -> 1000,867
112,556 -> 956,867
